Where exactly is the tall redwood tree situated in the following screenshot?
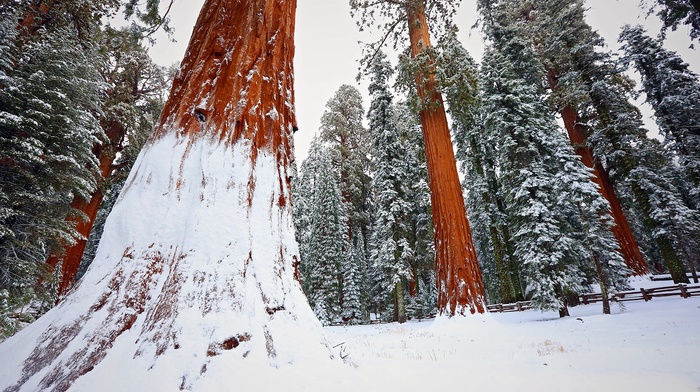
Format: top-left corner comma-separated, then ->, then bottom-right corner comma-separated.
350,0 -> 487,316
0,0 -> 332,390
509,0 -> 649,275
405,1 -> 486,315
554,92 -> 649,276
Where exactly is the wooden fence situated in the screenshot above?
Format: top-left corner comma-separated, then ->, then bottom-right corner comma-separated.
579,284 -> 700,304
487,283 -> 700,313
486,301 -> 533,313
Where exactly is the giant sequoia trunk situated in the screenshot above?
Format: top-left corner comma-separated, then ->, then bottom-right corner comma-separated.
0,0 -> 332,390
405,2 -> 486,316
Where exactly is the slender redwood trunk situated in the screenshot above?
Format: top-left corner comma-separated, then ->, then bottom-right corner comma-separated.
45,190 -> 104,293
558,106 -> 649,276
45,122 -> 123,297
545,67 -> 648,276
405,3 -> 486,316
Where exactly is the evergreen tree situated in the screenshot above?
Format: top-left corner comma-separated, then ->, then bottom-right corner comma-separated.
304,147 -> 348,325
318,84 -> 372,322
351,0 -> 487,316
437,32 -> 523,304
0,21 -> 105,325
319,84 -> 372,236
14,0 -> 174,42
292,137 -> 324,275
477,1 -> 629,315
515,0 -> 698,283
619,24 -> 700,200
0,1 -> 175,336
646,0 -> 700,41
367,52 -> 413,323
584,49 -> 697,284
342,228 -> 365,324
479,43 -> 583,316
619,25 -> 700,278
353,229 -> 372,321
394,102 -> 436,319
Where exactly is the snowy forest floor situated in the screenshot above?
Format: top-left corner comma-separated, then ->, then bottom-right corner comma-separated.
5,277 -> 699,391
300,277 -> 700,392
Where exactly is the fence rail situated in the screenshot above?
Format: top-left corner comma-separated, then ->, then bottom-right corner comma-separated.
486,301 -> 533,313
487,283 -> 700,313
580,284 -> 700,304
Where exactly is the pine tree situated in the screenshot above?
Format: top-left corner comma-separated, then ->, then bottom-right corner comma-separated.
305,148 -> 348,325
477,2 -> 629,315
437,31 -> 523,304
367,52 -> 413,323
352,228 -> 372,321
585,57 -> 697,284
514,0 -> 698,283
478,43 -> 582,316
342,229 -> 365,324
292,136 -> 324,276
14,0 -> 174,42
0,21 -> 105,321
646,0 -> 700,41
317,84 -> 372,323
619,24 -> 700,200
491,0 -> 649,276
319,84 -> 372,237
0,1 -> 174,332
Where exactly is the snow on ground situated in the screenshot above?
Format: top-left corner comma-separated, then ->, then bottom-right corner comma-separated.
294,276 -> 700,392
3,274 -> 698,391
114,276 -> 696,392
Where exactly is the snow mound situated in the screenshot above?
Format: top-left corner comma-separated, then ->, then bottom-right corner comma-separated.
0,134 -> 334,391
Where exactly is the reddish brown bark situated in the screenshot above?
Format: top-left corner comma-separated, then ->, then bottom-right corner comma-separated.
405,3 -> 486,315
544,67 -> 647,276
559,106 -> 649,276
45,121 -> 123,297
151,0 -> 296,176
17,2 -> 52,37
46,192 -> 103,294
5,1 -> 304,389
46,0 -> 299,296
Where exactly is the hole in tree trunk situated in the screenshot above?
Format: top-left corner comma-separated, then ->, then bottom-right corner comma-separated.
194,109 -> 206,123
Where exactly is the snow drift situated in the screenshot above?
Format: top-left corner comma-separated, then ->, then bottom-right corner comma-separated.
0,134 -> 333,391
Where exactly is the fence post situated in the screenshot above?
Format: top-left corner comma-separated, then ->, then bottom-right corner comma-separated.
640,288 -> 650,301
679,284 -> 689,299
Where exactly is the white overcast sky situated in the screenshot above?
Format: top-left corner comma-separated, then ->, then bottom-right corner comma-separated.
142,0 -> 699,162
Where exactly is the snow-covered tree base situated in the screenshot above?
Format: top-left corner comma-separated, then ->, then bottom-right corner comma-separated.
0,134 -> 334,391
